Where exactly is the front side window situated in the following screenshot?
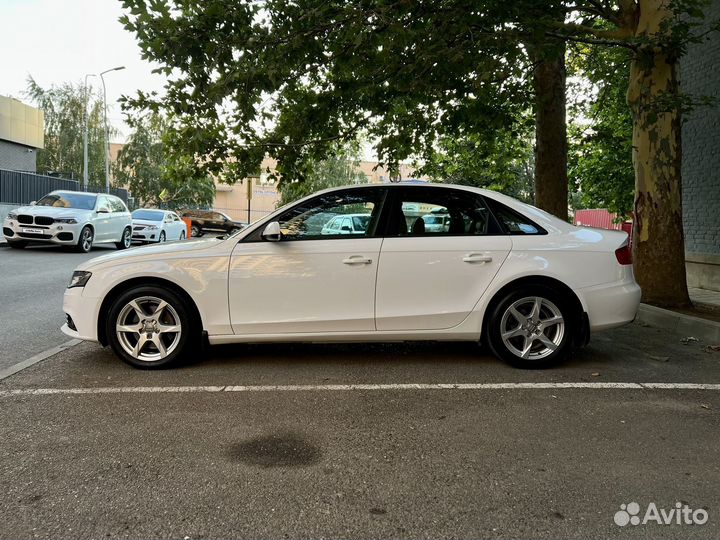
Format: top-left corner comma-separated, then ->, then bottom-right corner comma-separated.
388,188 -> 500,237
36,192 -> 97,210
274,188 -> 384,241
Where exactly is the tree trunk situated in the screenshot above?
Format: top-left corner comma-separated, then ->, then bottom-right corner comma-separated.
533,44 -> 568,221
627,0 -> 690,307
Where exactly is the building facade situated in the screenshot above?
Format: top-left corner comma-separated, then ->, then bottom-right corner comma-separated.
681,0 -> 720,292
0,96 -> 44,173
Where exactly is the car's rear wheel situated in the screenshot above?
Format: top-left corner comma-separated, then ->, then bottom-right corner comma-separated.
179,230 -> 186,241
106,286 -> 200,369
76,226 -> 93,253
486,285 -> 573,369
115,227 -> 132,250
7,240 -> 27,249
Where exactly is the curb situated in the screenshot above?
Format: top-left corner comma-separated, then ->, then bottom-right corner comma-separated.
637,303 -> 720,344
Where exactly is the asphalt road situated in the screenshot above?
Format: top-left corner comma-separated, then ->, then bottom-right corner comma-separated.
1,322 -> 719,539
0,243 -> 116,369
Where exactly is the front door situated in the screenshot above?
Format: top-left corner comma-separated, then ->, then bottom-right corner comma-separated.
229,187 -> 386,335
375,187 -> 512,331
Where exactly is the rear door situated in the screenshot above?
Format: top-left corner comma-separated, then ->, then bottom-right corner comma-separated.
375,187 -> 512,331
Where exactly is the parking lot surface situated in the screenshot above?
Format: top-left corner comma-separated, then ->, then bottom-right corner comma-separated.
1,322 -> 719,539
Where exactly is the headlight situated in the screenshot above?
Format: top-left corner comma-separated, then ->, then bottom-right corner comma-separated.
55,217 -> 78,224
7,212 -> 17,220
146,225 -> 159,230
68,271 -> 92,289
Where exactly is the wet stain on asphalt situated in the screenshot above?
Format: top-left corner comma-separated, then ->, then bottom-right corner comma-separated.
228,432 -> 321,468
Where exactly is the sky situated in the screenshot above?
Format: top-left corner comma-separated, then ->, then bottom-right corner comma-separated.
0,0 -> 166,142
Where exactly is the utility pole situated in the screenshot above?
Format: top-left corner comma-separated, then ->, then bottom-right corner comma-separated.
100,66 -> 125,193
82,73 -> 96,191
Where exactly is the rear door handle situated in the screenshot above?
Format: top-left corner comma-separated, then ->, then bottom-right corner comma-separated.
463,254 -> 493,263
342,255 -> 373,265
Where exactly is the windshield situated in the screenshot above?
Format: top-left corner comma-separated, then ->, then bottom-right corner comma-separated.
132,210 -> 164,221
36,192 -> 96,210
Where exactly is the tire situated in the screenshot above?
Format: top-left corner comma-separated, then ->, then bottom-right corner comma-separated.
7,240 -> 27,249
191,225 -> 202,237
105,285 -> 200,369
75,226 -> 93,253
115,227 -> 132,250
179,231 -> 186,241
159,231 -> 166,243
485,285 -> 574,369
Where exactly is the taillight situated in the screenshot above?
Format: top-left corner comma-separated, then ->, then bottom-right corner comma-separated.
615,244 -> 632,265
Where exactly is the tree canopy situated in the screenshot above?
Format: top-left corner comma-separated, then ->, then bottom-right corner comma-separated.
114,113 -> 215,208
120,0 -> 719,307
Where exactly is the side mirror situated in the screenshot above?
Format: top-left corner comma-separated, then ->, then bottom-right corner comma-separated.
97,207 -> 110,214
261,221 -> 282,242
341,226 -> 352,232
30,201 -> 36,206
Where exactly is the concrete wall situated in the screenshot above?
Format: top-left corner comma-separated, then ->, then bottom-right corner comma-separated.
681,0 -> 720,291
0,140 -> 37,172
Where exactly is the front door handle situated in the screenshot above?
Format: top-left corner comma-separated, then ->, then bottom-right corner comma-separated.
463,254 -> 493,263
342,255 -> 372,265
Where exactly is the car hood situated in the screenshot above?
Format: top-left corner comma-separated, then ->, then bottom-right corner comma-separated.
77,237 -> 223,270
8,205 -> 93,218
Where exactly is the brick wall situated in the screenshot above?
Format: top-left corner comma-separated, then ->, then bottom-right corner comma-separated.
0,140 -> 37,172
681,0 -> 720,257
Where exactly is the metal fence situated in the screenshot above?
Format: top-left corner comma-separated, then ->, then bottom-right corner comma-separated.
0,169 -> 129,205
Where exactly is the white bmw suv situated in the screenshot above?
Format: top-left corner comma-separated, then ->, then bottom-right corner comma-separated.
3,190 -> 132,253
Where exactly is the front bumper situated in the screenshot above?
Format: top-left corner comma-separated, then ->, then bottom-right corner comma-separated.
61,286 -> 100,341
3,218 -> 83,245
132,227 -> 159,243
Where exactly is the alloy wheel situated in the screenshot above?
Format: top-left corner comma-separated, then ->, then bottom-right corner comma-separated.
81,228 -> 93,251
499,296 -> 565,360
115,296 -> 182,362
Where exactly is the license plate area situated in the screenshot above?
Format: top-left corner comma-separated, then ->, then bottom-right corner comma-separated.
22,228 -> 45,234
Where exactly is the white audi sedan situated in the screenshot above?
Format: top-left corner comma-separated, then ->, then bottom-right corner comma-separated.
3,190 -> 132,253
131,209 -> 187,244
62,184 -> 641,369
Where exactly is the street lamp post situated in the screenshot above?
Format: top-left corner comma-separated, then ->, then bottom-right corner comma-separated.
82,74 -> 96,191
100,66 -> 125,194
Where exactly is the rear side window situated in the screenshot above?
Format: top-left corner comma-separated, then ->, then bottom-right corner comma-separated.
387,187 -> 502,237
485,198 -> 546,235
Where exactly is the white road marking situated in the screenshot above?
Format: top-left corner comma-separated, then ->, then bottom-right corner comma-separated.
1,382 -> 720,397
0,339 -> 82,381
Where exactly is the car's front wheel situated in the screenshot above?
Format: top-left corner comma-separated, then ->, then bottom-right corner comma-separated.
191,225 -> 202,237
105,286 -> 200,369
76,226 -> 93,253
115,227 -> 132,250
485,286 -> 573,369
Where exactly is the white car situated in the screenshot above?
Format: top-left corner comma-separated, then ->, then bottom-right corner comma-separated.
62,183 -> 641,369
320,213 -> 372,235
3,190 -> 132,253
131,209 -> 187,244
